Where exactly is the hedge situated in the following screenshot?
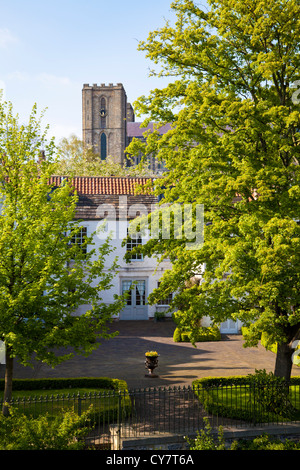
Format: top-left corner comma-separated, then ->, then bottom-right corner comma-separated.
192,375 -> 300,423
0,377 -> 131,424
0,377 -> 127,392
193,375 -> 300,390
173,326 -> 221,343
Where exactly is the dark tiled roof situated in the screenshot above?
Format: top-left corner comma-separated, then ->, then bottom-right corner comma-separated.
75,194 -> 158,220
127,122 -> 172,138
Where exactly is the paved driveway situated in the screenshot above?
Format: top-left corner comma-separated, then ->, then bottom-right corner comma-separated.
2,320 -> 300,389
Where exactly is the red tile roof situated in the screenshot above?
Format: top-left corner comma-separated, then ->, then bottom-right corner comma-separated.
49,176 -> 153,195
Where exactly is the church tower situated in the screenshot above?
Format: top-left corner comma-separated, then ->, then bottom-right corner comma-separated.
82,83 -> 135,164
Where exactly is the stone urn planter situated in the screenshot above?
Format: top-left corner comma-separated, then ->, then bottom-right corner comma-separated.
145,351 -> 159,378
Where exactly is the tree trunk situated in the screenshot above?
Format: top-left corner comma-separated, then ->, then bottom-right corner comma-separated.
274,343 -> 293,382
2,346 -> 14,416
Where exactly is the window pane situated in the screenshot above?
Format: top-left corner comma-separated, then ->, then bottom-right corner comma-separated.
157,281 -> 173,305
136,280 -> 145,305
126,229 -> 143,260
71,227 -> 87,254
122,280 -> 132,305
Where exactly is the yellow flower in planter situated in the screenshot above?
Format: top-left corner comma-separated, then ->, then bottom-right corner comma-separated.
145,351 -> 159,377
145,351 -> 159,357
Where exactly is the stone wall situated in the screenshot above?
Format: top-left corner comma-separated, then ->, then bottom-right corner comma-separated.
111,424 -> 300,450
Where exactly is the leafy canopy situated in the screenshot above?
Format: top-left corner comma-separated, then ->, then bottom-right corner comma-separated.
0,100 -> 124,368
127,0 -> 300,352
54,133 -> 155,177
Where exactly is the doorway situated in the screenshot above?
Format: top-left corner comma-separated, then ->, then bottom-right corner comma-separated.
220,319 -> 239,334
120,279 -> 148,320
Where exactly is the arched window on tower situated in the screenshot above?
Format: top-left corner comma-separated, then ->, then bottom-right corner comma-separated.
100,97 -> 106,129
100,133 -> 107,160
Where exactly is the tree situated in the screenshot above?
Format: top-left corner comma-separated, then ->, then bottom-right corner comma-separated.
54,133 -> 155,177
126,0 -> 300,381
0,101 -> 125,415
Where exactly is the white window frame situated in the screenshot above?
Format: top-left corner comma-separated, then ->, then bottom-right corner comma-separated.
126,229 -> 143,261
71,226 -> 88,254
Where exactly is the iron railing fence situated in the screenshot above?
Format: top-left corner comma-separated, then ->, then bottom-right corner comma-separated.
1,383 -> 300,449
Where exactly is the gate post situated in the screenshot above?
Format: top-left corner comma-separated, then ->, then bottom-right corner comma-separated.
110,425 -> 121,450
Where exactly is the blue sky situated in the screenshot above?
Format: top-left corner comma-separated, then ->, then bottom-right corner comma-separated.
0,0 -> 180,143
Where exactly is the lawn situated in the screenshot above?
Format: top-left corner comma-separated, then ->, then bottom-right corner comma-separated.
204,385 -> 300,421
193,377 -> 300,424
0,378 -> 131,422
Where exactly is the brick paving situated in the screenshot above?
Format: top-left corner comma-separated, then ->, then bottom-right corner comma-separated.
1,320 -> 300,389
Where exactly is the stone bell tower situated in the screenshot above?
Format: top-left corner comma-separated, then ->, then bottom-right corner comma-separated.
82,83 -> 135,164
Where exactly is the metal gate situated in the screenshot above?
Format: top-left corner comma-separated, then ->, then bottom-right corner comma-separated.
86,386 -> 210,449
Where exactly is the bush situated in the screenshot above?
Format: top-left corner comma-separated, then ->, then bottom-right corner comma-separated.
187,418 -> 226,450
173,327 -> 183,342
0,377 -> 127,392
173,326 -> 221,343
188,420 -> 300,450
0,406 -> 91,450
248,369 -> 295,419
193,371 -> 300,423
233,434 -> 300,450
0,377 -> 131,425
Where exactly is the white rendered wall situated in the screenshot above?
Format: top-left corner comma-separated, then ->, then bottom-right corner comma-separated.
75,219 -> 172,319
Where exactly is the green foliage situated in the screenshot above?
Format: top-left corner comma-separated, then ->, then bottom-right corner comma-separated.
154,310 -> 166,321
0,101 -> 126,406
232,434 -> 300,450
127,0 -> 300,381
0,377 -> 131,425
173,327 -> 183,342
173,326 -> 221,343
242,326 -> 300,364
54,134 -> 155,177
0,377 -> 127,392
261,332 -> 278,353
193,371 -> 299,423
187,418 -> 226,450
194,374 -> 300,388
242,326 -> 278,352
188,420 -> 300,450
0,407 -> 91,450
248,369 -> 295,419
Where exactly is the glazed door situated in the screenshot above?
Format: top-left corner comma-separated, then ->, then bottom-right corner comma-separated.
120,279 -> 148,320
220,319 -> 239,334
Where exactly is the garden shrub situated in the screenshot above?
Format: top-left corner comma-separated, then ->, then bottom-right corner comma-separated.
0,406 -> 91,450
193,370 -> 300,423
187,418 -> 226,450
0,377 -> 131,426
181,332 -> 191,342
188,420 -> 300,450
247,369 -> 295,419
173,327 -> 182,342
0,377 -> 127,392
173,326 -> 221,343
232,434 -> 300,450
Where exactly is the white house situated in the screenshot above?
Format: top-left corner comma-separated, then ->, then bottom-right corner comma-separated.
50,175 -> 173,321
48,175 -> 241,334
